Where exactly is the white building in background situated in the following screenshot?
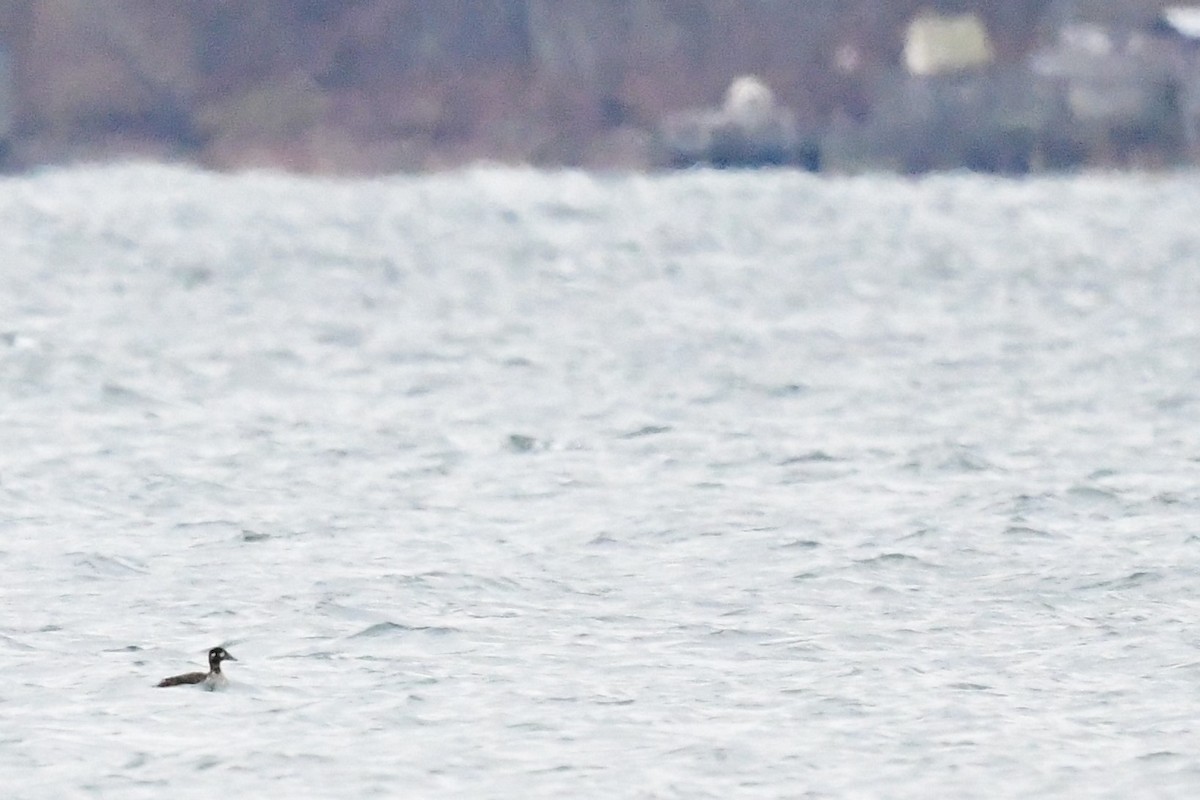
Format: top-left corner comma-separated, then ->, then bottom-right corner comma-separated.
656,75 -> 801,168
903,10 -> 994,76
1164,5 -> 1200,39
1030,0 -> 1200,162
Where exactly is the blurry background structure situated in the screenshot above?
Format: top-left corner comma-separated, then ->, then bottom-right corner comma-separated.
0,0 -> 1197,173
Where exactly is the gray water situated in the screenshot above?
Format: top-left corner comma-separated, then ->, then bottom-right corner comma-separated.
3,164 -> 1200,798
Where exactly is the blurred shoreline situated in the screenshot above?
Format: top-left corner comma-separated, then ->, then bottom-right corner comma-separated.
0,1 -> 1196,175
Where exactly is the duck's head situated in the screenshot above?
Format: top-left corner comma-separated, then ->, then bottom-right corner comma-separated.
208,647 -> 237,669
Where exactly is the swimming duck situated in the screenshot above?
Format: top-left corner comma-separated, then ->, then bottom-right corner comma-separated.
157,646 -> 237,689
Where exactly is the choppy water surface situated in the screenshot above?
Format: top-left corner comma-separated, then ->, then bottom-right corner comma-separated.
2,164 -> 1200,798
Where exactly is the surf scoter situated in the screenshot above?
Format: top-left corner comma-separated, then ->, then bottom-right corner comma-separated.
157,646 -> 237,689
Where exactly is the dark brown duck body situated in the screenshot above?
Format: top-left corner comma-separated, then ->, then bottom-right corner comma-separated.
157,647 -> 236,688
